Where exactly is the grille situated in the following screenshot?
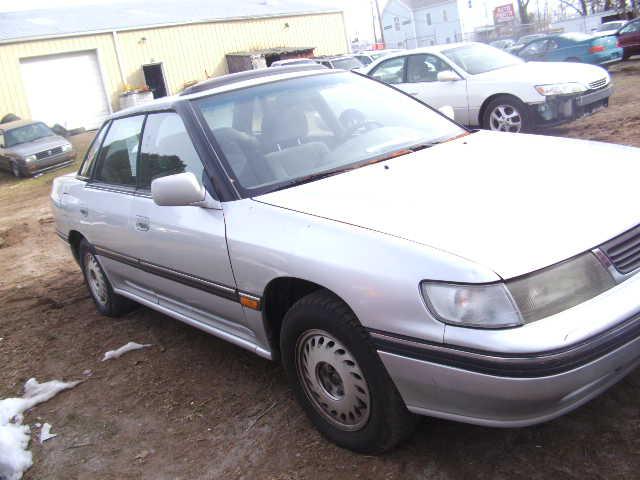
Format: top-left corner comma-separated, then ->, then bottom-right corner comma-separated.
600,224 -> 640,274
588,78 -> 607,90
35,146 -> 63,160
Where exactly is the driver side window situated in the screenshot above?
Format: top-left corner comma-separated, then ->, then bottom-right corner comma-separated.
519,40 -> 546,57
370,57 -> 406,84
406,54 -> 450,83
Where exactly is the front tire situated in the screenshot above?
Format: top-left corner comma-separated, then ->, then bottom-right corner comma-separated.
10,162 -> 21,178
79,239 -> 136,317
280,290 -> 416,453
482,95 -> 531,133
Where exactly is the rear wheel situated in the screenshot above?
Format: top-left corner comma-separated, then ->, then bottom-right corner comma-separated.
280,290 -> 416,453
79,239 -> 136,317
482,95 -> 531,133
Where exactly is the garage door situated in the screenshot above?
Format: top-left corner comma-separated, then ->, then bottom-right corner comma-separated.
20,50 -> 111,130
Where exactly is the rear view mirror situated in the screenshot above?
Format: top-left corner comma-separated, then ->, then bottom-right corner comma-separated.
151,172 -> 206,207
438,105 -> 455,120
437,70 -> 460,82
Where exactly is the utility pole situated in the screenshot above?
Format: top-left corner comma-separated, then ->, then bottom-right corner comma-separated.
370,0 -> 378,44
374,0 -> 385,47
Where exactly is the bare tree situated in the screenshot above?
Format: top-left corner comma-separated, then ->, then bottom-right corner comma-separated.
517,0 -> 531,23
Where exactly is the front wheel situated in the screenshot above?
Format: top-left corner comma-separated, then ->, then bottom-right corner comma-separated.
482,95 -> 531,133
280,290 -> 416,453
10,162 -> 21,178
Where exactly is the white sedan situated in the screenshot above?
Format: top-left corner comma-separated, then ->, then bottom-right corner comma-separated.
362,42 -> 612,132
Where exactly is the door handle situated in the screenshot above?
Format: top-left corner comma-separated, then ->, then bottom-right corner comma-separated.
135,215 -> 150,232
79,207 -> 89,218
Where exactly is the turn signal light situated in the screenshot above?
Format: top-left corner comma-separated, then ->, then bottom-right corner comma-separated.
589,45 -> 605,53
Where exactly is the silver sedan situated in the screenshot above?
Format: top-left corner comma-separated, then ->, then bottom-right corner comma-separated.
51,66 -> 640,453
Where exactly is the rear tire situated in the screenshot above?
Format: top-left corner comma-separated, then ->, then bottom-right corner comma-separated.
79,239 -> 136,317
280,290 -> 417,453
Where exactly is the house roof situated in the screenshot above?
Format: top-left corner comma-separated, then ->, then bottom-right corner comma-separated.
0,0 -> 342,43
406,0 -> 453,9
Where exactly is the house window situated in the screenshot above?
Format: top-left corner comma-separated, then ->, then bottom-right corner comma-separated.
394,17 -> 400,31
443,10 -> 448,22
426,13 -> 431,25
446,37 -> 451,43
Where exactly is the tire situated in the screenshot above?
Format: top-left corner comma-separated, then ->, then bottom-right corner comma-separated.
79,239 -> 136,317
622,49 -> 631,61
10,162 -> 21,178
280,290 -> 417,453
481,95 -> 531,133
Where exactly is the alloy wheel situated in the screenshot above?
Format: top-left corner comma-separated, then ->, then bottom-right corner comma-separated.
84,252 -> 108,307
296,329 -> 371,431
489,104 -> 523,133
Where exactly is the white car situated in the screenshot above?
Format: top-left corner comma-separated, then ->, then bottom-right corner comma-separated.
592,20 -> 628,37
362,42 -> 613,132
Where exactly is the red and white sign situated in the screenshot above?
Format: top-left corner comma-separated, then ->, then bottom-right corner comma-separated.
493,4 -> 515,24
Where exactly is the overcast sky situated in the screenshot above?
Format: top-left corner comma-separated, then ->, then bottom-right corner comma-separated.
0,0 -> 387,42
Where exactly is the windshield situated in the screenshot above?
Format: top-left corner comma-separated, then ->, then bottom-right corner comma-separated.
5,122 -> 54,147
193,72 -> 465,196
332,57 -> 363,70
443,43 -> 523,74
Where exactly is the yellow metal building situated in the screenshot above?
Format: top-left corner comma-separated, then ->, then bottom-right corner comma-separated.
0,1 -> 348,130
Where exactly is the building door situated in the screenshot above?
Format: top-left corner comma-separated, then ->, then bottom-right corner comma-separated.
20,50 -> 111,130
142,63 -> 168,99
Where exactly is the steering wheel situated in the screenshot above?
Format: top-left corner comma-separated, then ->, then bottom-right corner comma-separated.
339,109 -> 383,137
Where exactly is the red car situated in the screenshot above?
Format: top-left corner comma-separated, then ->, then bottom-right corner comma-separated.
618,18 -> 640,60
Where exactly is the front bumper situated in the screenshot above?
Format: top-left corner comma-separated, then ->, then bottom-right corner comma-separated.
24,151 -> 76,176
373,271 -> 640,427
530,85 -> 612,128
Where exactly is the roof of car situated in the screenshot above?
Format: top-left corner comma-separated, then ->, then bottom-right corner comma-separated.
0,119 -> 39,131
111,67 -> 338,119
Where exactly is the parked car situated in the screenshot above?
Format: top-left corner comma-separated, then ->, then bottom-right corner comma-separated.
507,33 -> 548,53
52,65 -> 640,453
514,32 -> 622,66
617,18 -> 640,60
270,58 -> 318,67
591,20 -> 628,37
353,49 -> 405,66
362,42 -> 612,132
489,39 -> 515,50
0,120 -> 75,177
315,54 -> 365,70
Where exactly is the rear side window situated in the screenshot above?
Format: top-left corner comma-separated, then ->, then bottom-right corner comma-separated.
138,112 -> 204,190
94,116 -> 144,186
79,122 -> 108,178
370,57 -> 405,84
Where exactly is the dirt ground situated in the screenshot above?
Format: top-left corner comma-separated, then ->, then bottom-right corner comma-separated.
1,61 -> 639,480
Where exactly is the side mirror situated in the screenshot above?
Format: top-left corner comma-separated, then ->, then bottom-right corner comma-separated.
437,70 -> 460,82
438,105 -> 455,120
151,172 -> 220,209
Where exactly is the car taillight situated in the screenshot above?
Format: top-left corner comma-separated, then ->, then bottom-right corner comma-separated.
589,45 -> 605,53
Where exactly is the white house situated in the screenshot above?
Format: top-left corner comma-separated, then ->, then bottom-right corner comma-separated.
382,0 -> 523,47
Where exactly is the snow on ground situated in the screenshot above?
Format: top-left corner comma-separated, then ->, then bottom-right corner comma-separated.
102,342 -> 152,361
39,423 -> 56,443
0,378 -> 79,480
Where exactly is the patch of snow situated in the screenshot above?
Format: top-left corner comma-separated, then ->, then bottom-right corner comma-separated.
0,378 -> 79,480
39,423 -> 56,443
102,342 -> 151,361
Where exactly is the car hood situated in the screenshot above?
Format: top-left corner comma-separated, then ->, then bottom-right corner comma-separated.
474,61 -> 608,85
255,130 -> 640,279
8,135 -> 69,157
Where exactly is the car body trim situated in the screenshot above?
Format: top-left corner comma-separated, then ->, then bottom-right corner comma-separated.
94,245 -> 250,303
368,312 -> 640,377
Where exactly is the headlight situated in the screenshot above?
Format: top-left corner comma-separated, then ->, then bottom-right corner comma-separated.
61,144 -> 73,152
421,253 -> 615,329
25,155 -> 37,162
535,82 -> 588,96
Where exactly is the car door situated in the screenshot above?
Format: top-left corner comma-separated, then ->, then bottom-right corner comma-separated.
126,111 -> 251,339
0,131 -> 8,170
619,20 -> 640,48
79,115 -> 157,302
397,53 -> 469,124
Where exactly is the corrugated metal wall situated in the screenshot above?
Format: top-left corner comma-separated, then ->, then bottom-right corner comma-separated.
0,11 -> 347,121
